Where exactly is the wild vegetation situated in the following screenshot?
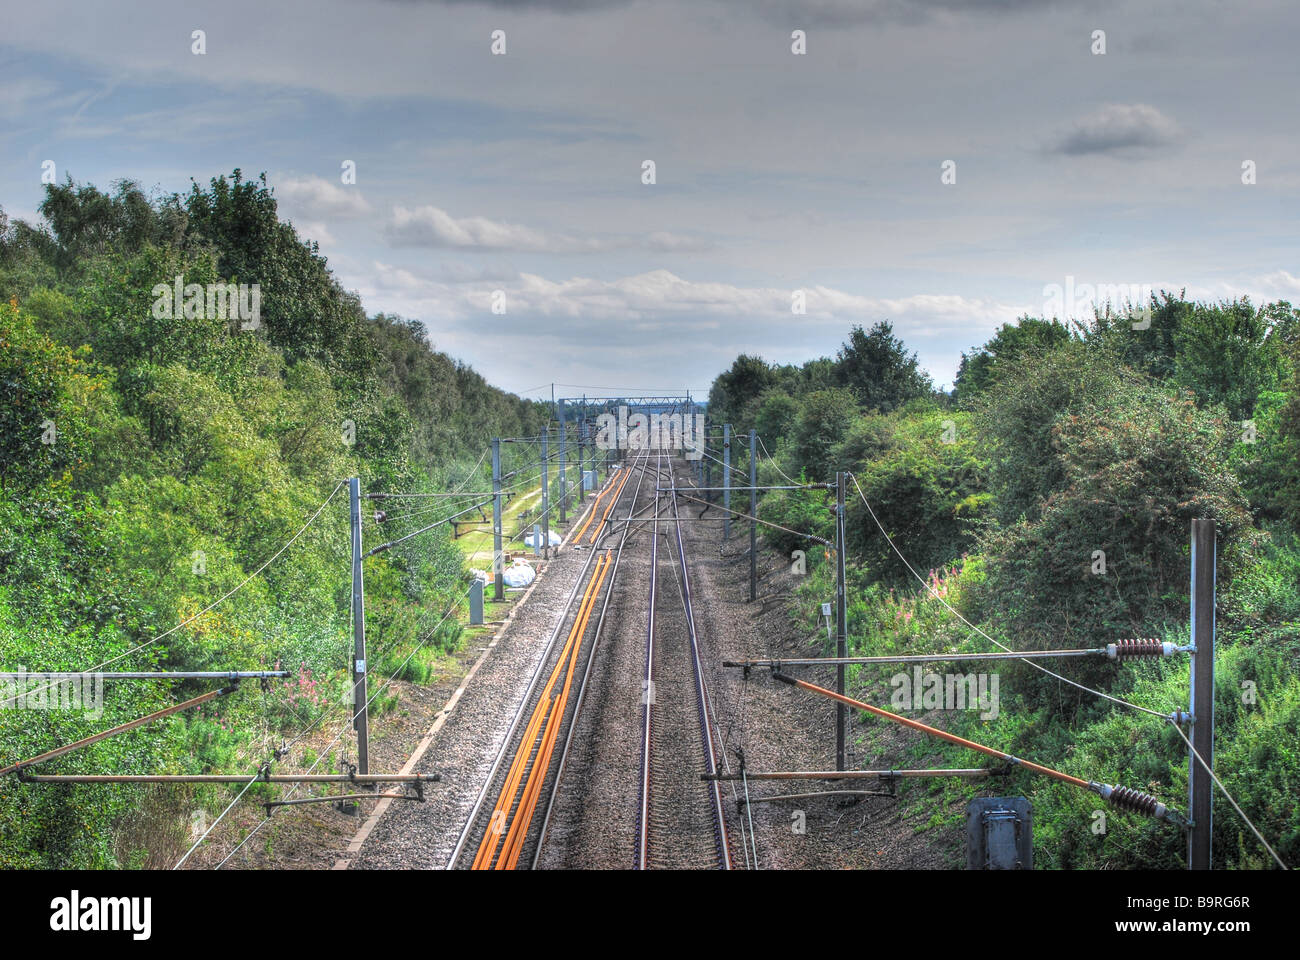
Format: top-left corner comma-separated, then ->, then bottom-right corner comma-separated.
0,173 -> 548,868
712,306 -> 1300,869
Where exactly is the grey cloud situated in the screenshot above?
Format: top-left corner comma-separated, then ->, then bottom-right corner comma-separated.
1048,103 -> 1183,156
389,0 -> 635,10
394,0 -> 1085,26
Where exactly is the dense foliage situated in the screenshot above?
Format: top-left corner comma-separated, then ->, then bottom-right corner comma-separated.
715,296 -> 1300,869
0,174 -> 548,867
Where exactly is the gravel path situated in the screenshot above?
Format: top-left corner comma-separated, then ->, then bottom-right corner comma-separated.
347,496 -> 611,869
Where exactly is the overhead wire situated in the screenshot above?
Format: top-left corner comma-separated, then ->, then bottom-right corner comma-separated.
1168,718 -> 1288,869
757,435 -> 802,488
212,586 -> 471,868
848,472 -> 1290,866
847,473 -> 1168,720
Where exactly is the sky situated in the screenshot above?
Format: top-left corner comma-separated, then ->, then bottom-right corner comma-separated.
3,0 -> 1298,400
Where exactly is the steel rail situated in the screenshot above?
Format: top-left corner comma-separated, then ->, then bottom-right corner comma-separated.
669,462 -> 734,869
724,649 -> 1108,667
702,769 -> 994,781
634,451 -> 662,869
487,553 -> 612,869
472,553 -> 609,868
363,498 -> 493,557
445,525 -> 607,868
446,454 -> 646,869
531,451 -> 654,868
263,792 -> 416,809
771,672 -> 1187,828
586,462 -> 636,544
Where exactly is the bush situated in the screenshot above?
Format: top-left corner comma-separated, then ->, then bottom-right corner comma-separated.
975,378 -> 1254,713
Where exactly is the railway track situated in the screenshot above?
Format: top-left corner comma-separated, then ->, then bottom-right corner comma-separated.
635,456 -> 734,869
448,440 -> 739,870
447,451 -> 654,869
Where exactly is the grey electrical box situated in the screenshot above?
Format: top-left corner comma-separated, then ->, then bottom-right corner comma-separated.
584,469 -> 597,490
469,578 -> 484,625
966,796 -> 1032,870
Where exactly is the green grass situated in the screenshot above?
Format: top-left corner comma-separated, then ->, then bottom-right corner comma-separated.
785,540 -> 1300,869
455,464 -> 596,568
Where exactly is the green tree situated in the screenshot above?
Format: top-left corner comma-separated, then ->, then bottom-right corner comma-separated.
793,388 -> 856,478
183,170 -> 378,385
845,407 -> 989,586
833,321 -> 932,412
972,338 -> 1123,525
753,391 -> 799,445
706,354 -> 775,434
1173,299 -> 1287,421
954,317 -> 1073,402
0,301 -> 101,493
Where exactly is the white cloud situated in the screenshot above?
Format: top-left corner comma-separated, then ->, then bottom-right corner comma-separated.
294,220 -> 338,247
275,174 -> 372,219
344,261 -> 1030,389
386,204 -> 599,252
354,263 -> 1020,338
0,77 -> 61,120
645,231 -> 715,253
385,205 -> 714,255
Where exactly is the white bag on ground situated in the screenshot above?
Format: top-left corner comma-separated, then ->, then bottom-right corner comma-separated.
502,559 -> 536,588
524,530 -> 563,548
469,568 -> 490,584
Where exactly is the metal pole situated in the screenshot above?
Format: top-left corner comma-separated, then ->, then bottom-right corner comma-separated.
541,431 -> 550,559
0,671 -> 291,680
0,688 -> 232,777
584,394 -> 592,492
1189,518 -> 1216,870
749,430 -> 758,601
836,472 -> 848,772
22,773 -> 439,784
722,647 -> 1119,667
558,399 -> 567,524
349,477 -> 369,776
492,438 -> 504,601
658,485 -> 817,493
723,423 -> 731,538
578,411 -> 585,504
703,768 -> 994,781
695,405 -> 703,484
704,419 -> 712,504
